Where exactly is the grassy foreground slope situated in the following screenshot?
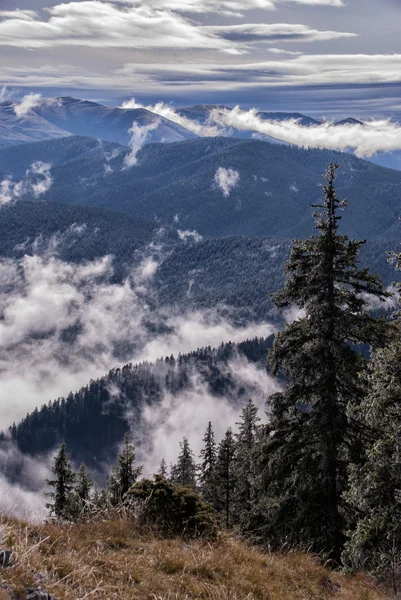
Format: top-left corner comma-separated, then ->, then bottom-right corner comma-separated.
0,515 -> 385,600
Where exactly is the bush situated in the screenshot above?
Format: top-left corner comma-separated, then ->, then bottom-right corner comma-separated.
128,476 -> 218,538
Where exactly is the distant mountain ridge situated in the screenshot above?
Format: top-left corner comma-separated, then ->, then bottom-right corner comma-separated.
1,96 -> 399,170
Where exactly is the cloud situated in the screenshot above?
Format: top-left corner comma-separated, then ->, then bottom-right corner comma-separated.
0,9 -> 37,21
0,2 -> 231,50
0,442 -> 51,521
136,355 -> 282,476
13,92 -> 42,117
268,47 -> 304,55
210,106 -> 401,158
215,167 -> 240,197
123,119 -> 160,167
121,98 -> 222,137
118,53 -> 401,93
177,229 -> 204,243
0,229 -> 276,429
112,0 -> 344,16
0,162 -> 52,206
204,23 -> 356,44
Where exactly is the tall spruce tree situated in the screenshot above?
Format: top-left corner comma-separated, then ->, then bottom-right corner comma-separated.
343,332 -> 401,589
343,250 -> 400,585
108,435 -> 143,504
46,442 -> 76,520
233,400 -> 261,529
214,428 -> 236,528
199,422 -> 217,504
171,437 -> 197,488
260,164 -> 389,560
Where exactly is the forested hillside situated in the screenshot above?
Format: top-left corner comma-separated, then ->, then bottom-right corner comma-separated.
1,135 -> 400,240
2,337 -> 272,471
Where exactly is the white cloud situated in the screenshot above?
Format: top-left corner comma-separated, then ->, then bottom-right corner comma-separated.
0,9 -> 37,21
204,23 -> 355,43
30,162 -> 53,197
0,231 -> 276,428
13,92 -> 42,117
0,2 -> 231,50
215,167 -> 240,197
123,119 -> 160,167
113,0 -> 344,16
121,98 -> 222,137
177,229 -> 204,243
0,443 -> 51,521
210,106 -> 401,158
0,162 -> 52,206
268,47 -> 304,55
117,53 -> 401,94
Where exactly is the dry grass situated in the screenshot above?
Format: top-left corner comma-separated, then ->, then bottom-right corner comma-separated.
0,515 -> 387,600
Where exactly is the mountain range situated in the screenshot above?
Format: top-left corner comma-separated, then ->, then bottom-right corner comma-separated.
1,95 -> 399,170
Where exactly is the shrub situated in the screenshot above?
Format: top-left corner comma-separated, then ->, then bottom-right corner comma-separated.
128,476 -> 218,538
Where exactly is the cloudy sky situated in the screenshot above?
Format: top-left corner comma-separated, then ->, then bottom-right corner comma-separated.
0,0 -> 400,117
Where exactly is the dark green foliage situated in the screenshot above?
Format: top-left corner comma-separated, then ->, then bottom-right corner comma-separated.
232,400 -> 262,530
46,442 -> 76,520
129,476 -> 218,538
0,200 -> 155,265
199,422 -> 218,504
171,437 -> 197,488
343,325 -> 401,589
213,428 -> 237,528
259,164 -> 390,560
108,436 -> 143,504
73,462 -> 93,516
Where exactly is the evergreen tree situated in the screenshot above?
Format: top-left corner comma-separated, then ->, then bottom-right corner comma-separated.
74,462 -> 93,516
343,333 -> 401,590
260,164 -> 389,560
171,437 -> 196,488
233,400 -> 261,529
214,428 -> 236,528
158,458 -> 168,479
199,421 -> 217,503
108,435 -> 143,504
344,250 -> 400,585
46,442 -> 76,520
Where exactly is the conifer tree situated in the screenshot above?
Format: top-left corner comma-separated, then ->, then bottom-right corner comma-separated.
199,421 -> 217,503
74,462 -> 93,515
343,332 -> 401,588
171,437 -> 196,488
260,164 -> 389,560
233,400 -> 261,529
344,250 -> 400,585
108,435 -> 143,504
46,442 -> 76,520
158,458 -> 168,479
214,428 -> 236,528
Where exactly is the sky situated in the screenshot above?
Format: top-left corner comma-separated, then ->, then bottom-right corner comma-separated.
0,0 -> 400,118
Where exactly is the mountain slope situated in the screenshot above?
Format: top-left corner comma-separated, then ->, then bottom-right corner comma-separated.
0,516 -> 384,600
2,338 -> 273,468
0,101 -> 70,148
3,135 -> 399,241
0,200 -> 156,263
33,96 -> 196,145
